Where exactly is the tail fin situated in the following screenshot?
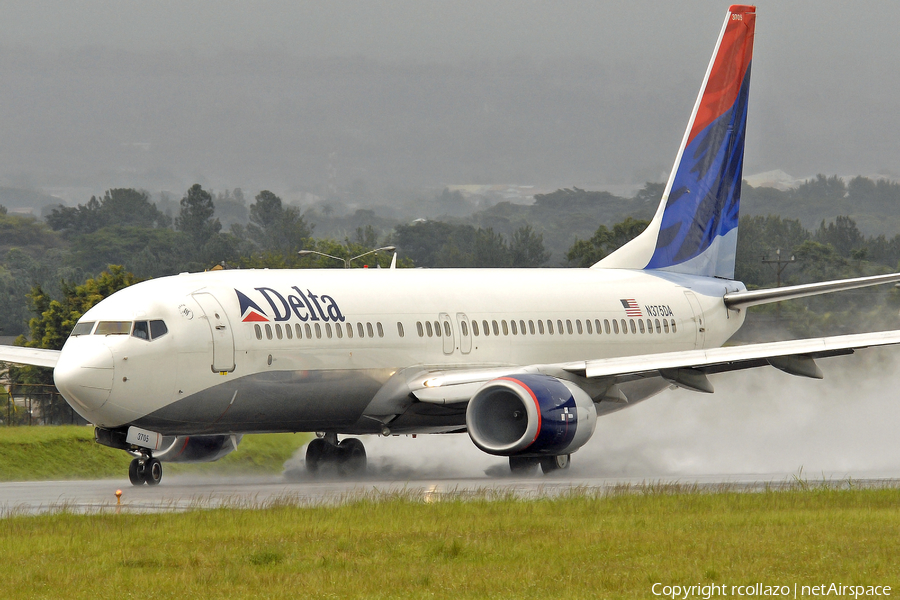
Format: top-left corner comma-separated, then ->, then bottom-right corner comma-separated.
596,5 -> 756,279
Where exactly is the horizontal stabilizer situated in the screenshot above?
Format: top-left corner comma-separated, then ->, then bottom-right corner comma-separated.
723,272 -> 900,310
0,346 -> 60,369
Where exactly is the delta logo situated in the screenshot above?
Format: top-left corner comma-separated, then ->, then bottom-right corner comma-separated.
236,287 -> 346,324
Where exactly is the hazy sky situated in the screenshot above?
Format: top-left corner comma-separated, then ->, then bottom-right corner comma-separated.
1,1 -> 898,199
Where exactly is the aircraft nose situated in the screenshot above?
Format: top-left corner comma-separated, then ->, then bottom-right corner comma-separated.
54,341 -> 115,411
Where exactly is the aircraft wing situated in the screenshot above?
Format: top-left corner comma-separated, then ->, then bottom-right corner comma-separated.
0,346 -> 60,369
411,330 -> 900,403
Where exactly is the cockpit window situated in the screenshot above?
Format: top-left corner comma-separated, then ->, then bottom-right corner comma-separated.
95,321 -> 132,335
70,321 -> 95,336
132,321 -> 150,340
131,320 -> 169,341
149,320 -> 168,339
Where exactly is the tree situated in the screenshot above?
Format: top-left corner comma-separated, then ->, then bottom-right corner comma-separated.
47,188 -> 170,236
175,184 -> 221,247
510,225 -> 550,267
244,190 -> 312,254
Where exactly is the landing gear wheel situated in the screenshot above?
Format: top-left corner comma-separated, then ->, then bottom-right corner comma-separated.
338,438 -> 367,477
144,458 -> 163,486
305,438 -> 328,474
128,458 -> 145,486
540,454 -> 571,474
509,456 -> 540,475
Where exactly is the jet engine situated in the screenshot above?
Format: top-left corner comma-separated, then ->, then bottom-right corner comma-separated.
153,434 -> 242,463
94,427 -> 241,463
466,374 -> 596,457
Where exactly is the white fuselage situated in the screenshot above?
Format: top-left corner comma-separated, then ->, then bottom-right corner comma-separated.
53,268 -> 746,435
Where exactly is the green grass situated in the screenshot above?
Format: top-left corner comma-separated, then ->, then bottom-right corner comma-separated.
0,426 -> 310,481
1,487 -> 899,599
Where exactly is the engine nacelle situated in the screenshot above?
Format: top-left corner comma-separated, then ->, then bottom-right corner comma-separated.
466,374 -> 596,457
154,434 -> 242,463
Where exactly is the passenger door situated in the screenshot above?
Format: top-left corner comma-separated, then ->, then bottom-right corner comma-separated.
192,292 -> 236,373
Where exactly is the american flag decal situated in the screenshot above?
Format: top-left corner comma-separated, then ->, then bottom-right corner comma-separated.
620,298 -> 642,317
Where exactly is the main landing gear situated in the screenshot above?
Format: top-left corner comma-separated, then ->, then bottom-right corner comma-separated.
128,455 -> 163,486
305,433 -> 367,477
509,454 -> 571,476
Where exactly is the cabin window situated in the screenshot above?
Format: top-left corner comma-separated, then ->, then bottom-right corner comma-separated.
71,321 -> 95,336
377,322 -> 385,338
585,320 -> 592,334
442,321 -> 450,337
538,320 -> 545,334
502,320 -> 509,336
425,321 -> 433,337
557,320 -> 564,335
367,322 -> 375,338
663,319 -> 669,333
95,321 -> 132,335
294,324 -> 302,339
286,323 -> 293,339
472,320 -> 479,336
397,322 -> 405,337
638,319 -> 645,334
325,323 -> 333,339
594,319 -> 601,334
620,319 -> 627,334
519,320 -> 526,335
315,323 -> 322,339
492,320 -> 500,336
483,320 -> 491,336
604,319 -> 611,334
357,322 -> 365,338
254,324 -> 262,340
346,323 -> 353,338
528,320 -> 535,335
305,324 -> 313,339
655,319 -> 662,334
509,320 -> 517,335
564,319 -> 572,335
460,321 -> 468,336
612,320 -> 619,334
576,320 -> 583,335
629,319 -> 636,334
334,323 -> 341,339
431,321 -> 439,337
275,324 -> 283,340
132,321 -> 150,340
546,320 -> 553,335
671,319 -> 677,333
265,324 -> 273,340
417,322 -> 424,337
646,319 -> 653,334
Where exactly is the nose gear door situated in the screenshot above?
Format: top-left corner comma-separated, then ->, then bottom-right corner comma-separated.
192,292 -> 236,373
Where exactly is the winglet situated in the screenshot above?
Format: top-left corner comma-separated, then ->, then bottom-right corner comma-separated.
596,5 -> 756,279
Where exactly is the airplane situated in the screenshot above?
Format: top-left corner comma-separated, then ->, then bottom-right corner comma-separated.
3,4 -> 900,486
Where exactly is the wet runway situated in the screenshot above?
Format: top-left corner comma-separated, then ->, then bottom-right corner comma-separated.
3,470 -> 899,515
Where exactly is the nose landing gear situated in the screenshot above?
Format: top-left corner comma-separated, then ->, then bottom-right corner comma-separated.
128,456 -> 163,486
305,433 -> 367,477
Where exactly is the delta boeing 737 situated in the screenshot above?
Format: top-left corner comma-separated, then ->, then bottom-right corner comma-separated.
3,5 -> 900,486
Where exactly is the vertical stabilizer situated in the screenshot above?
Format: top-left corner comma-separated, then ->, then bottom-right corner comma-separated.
596,5 -> 756,279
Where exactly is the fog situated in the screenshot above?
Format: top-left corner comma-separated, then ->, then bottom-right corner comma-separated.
285,348 -> 900,481
2,2 -> 899,201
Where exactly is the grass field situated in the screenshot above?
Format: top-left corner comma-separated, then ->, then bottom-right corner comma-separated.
1,486 -> 899,599
0,426 -> 309,481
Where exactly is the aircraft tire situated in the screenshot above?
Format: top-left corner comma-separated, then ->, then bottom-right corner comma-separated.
305,438 -> 328,474
144,458 -> 163,486
540,454 -> 571,474
337,438 -> 367,476
509,456 -> 540,475
128,458 -> 145,486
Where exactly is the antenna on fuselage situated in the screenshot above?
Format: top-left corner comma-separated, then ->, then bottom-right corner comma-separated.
390,252 -> 397,269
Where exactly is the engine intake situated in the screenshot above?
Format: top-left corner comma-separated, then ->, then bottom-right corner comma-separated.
466,374 -> 596,456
